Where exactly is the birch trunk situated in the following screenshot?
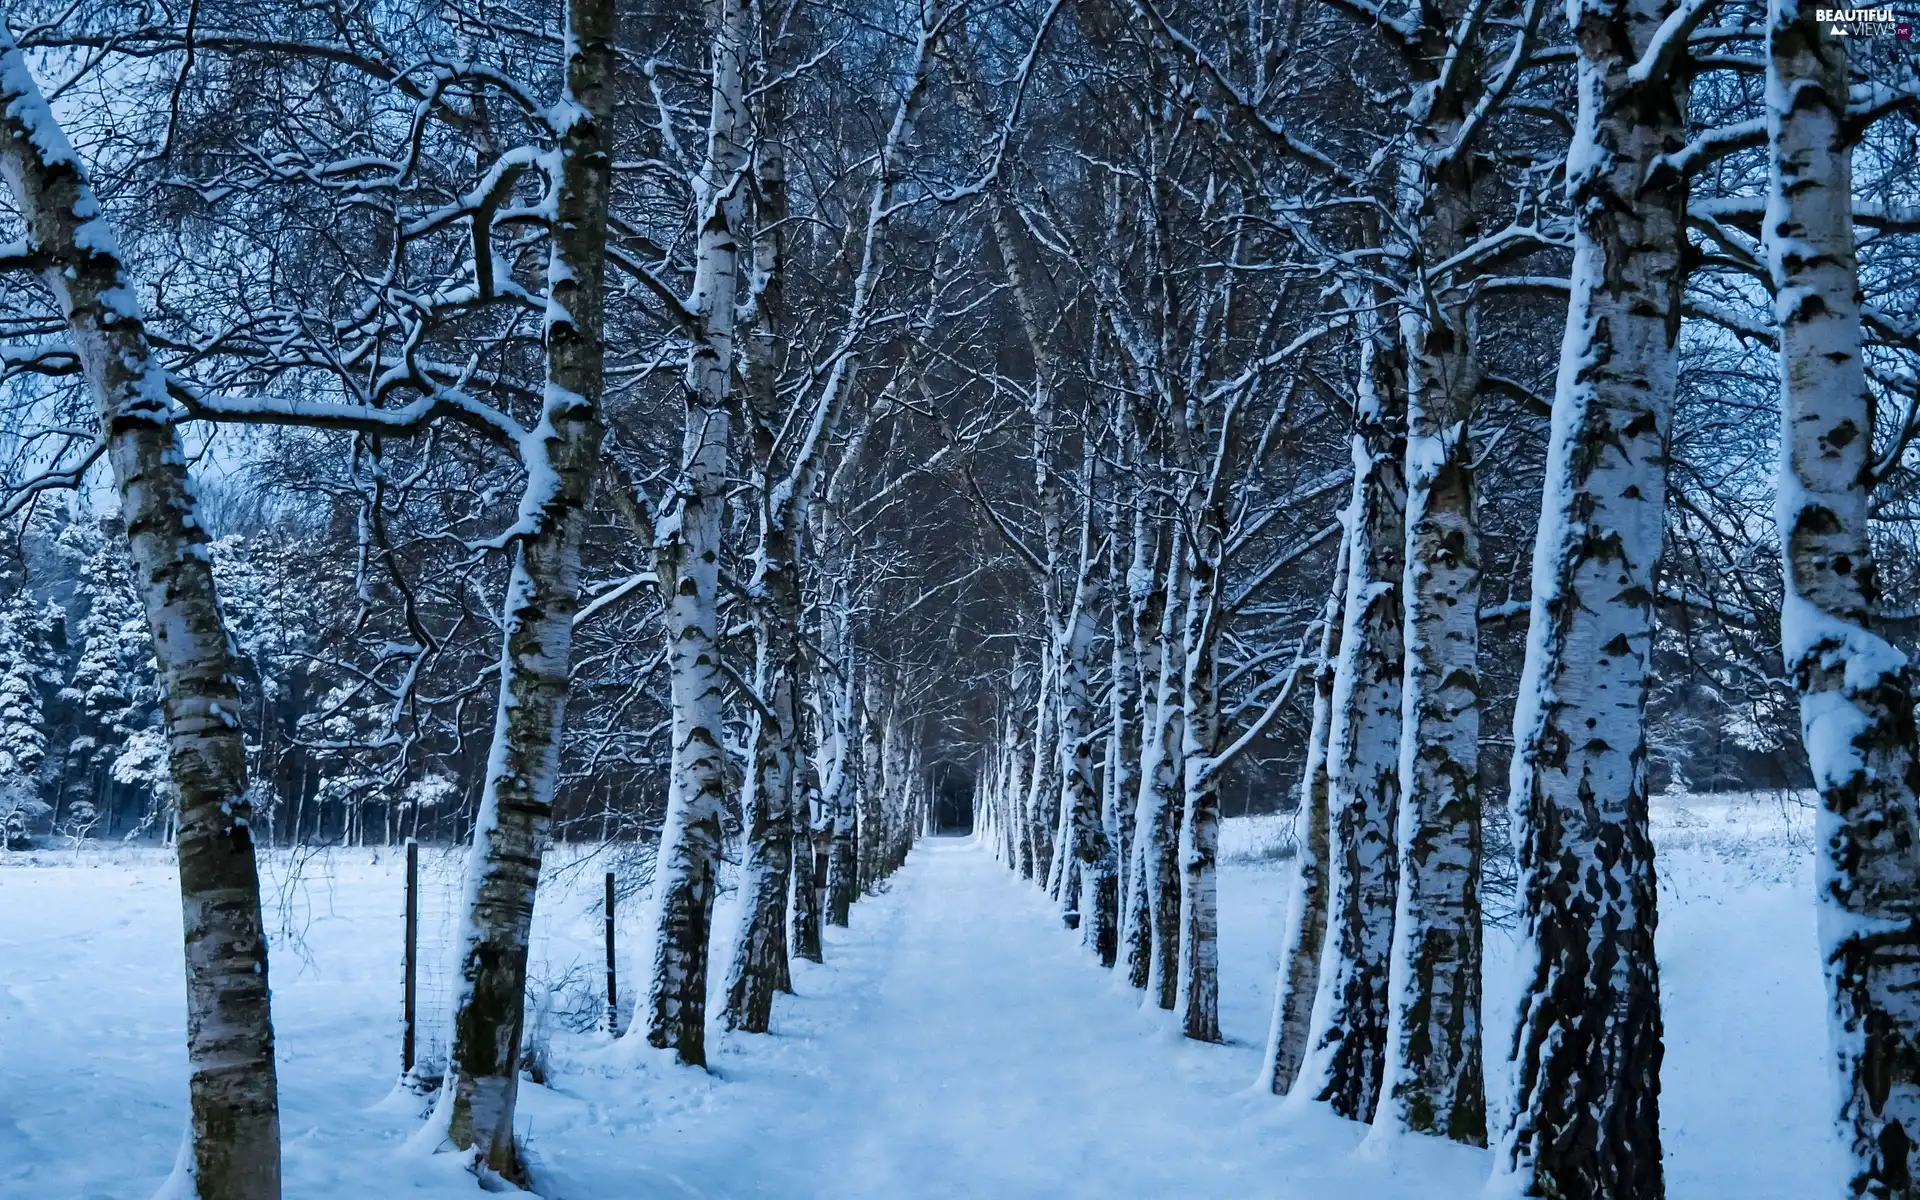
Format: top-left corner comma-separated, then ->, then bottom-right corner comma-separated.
998,716 -> 1024,867
644,0 -> 750,1068
813,555 -> 860,928
723,516 -> 798,1030
1376,79 -> 1485,1144
1064,572 -> 1116,963
1122,543 -> 1171,990
1301,323 -> 1407,1121
1177,503 -> 1225,1042
1767,10 -> 1920,1193
791,751 -> 825,964
1132,534 -> 1187,1009
1009,720 -> 1035,879
727,20 -> 924,992
1107,500 -> 1148,928
722,46 -> 796,1032
1027,650 -> 1062,889
442,0 -> 612,1164
1263,534 -> 1347,1096
1493,0 -> 1685,1185
0,36 -> 282,1197
827,686 -> 859,924
857,685 -> 887,896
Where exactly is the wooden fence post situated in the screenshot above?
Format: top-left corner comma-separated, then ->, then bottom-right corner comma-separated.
604,870 -> 618,1034
403,838 -> 418,1077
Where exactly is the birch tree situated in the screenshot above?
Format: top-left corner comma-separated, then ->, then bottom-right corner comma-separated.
437,0 -> 613,1171
631,0 -> 752,1069
1263,534 -> 1346,1096
1372,0 -> 1516,1143
1494,0 -> 1690,1187
1767,7 -> 1920,1194
1299,316 -> 1408,1120
724,4 -> 943,1028
0,32 -> 281,1196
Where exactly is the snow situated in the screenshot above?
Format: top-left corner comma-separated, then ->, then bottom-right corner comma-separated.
0,797 -> 1830,1197
0,34 -> 81,172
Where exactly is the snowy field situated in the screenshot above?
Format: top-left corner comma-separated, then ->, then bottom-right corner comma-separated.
0,793 -> 1828,1198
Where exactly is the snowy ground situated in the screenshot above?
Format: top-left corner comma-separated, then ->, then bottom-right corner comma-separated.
0,792 -> 1829,1198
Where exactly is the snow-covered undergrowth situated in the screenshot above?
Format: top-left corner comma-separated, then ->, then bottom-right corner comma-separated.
1218,810 -> 1293,864
0,792 -> 1826,1197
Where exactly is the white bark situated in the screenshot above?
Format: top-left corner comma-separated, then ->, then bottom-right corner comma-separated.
1375,57 -> 1485,1144
1262,532 -> 1347,1096
0,34 -> 282,1197
1493,0 -> 1686,1186
442,0 -> 613,1165
1128,527 -> 1186,1010
1026,648 -> 1062,888
1176,516 -> 1223,1043
643,0 -> 751,1068
1063,556 -> 1115,961
1767,8 -> 1920,1193
1299,319 -> 1406,1120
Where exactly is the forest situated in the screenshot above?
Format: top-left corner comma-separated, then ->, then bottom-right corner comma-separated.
0,0 -> 1916,1194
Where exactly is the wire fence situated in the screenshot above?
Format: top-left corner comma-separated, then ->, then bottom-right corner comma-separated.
251,838 -> 659,1088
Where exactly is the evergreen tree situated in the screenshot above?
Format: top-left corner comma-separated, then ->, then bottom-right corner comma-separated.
0,581 -> 54,847
58,522 -> 165,832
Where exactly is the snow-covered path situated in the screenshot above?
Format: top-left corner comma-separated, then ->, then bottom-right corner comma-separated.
529,835 -> 1484,1198
0,803 -> 1832,1198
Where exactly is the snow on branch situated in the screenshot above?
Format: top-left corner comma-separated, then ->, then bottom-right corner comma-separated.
173,378 -> 526,448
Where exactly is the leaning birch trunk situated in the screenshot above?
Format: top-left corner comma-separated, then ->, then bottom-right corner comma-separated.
1492,0 -> 1686,1187
723,59 -> 796,1032
1299,323 -> 1406,1121
643,0 -> 750,1068
438,0 -> 613,1169
1374,86 -> 1485,1145
1262,533 -> 1347,1096
1767,10 -> 1920,1193
0,37 -> 282,1197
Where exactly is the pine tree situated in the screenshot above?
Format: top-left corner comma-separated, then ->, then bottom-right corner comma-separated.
0,582 -> 54,847
61,525 -> 165,831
